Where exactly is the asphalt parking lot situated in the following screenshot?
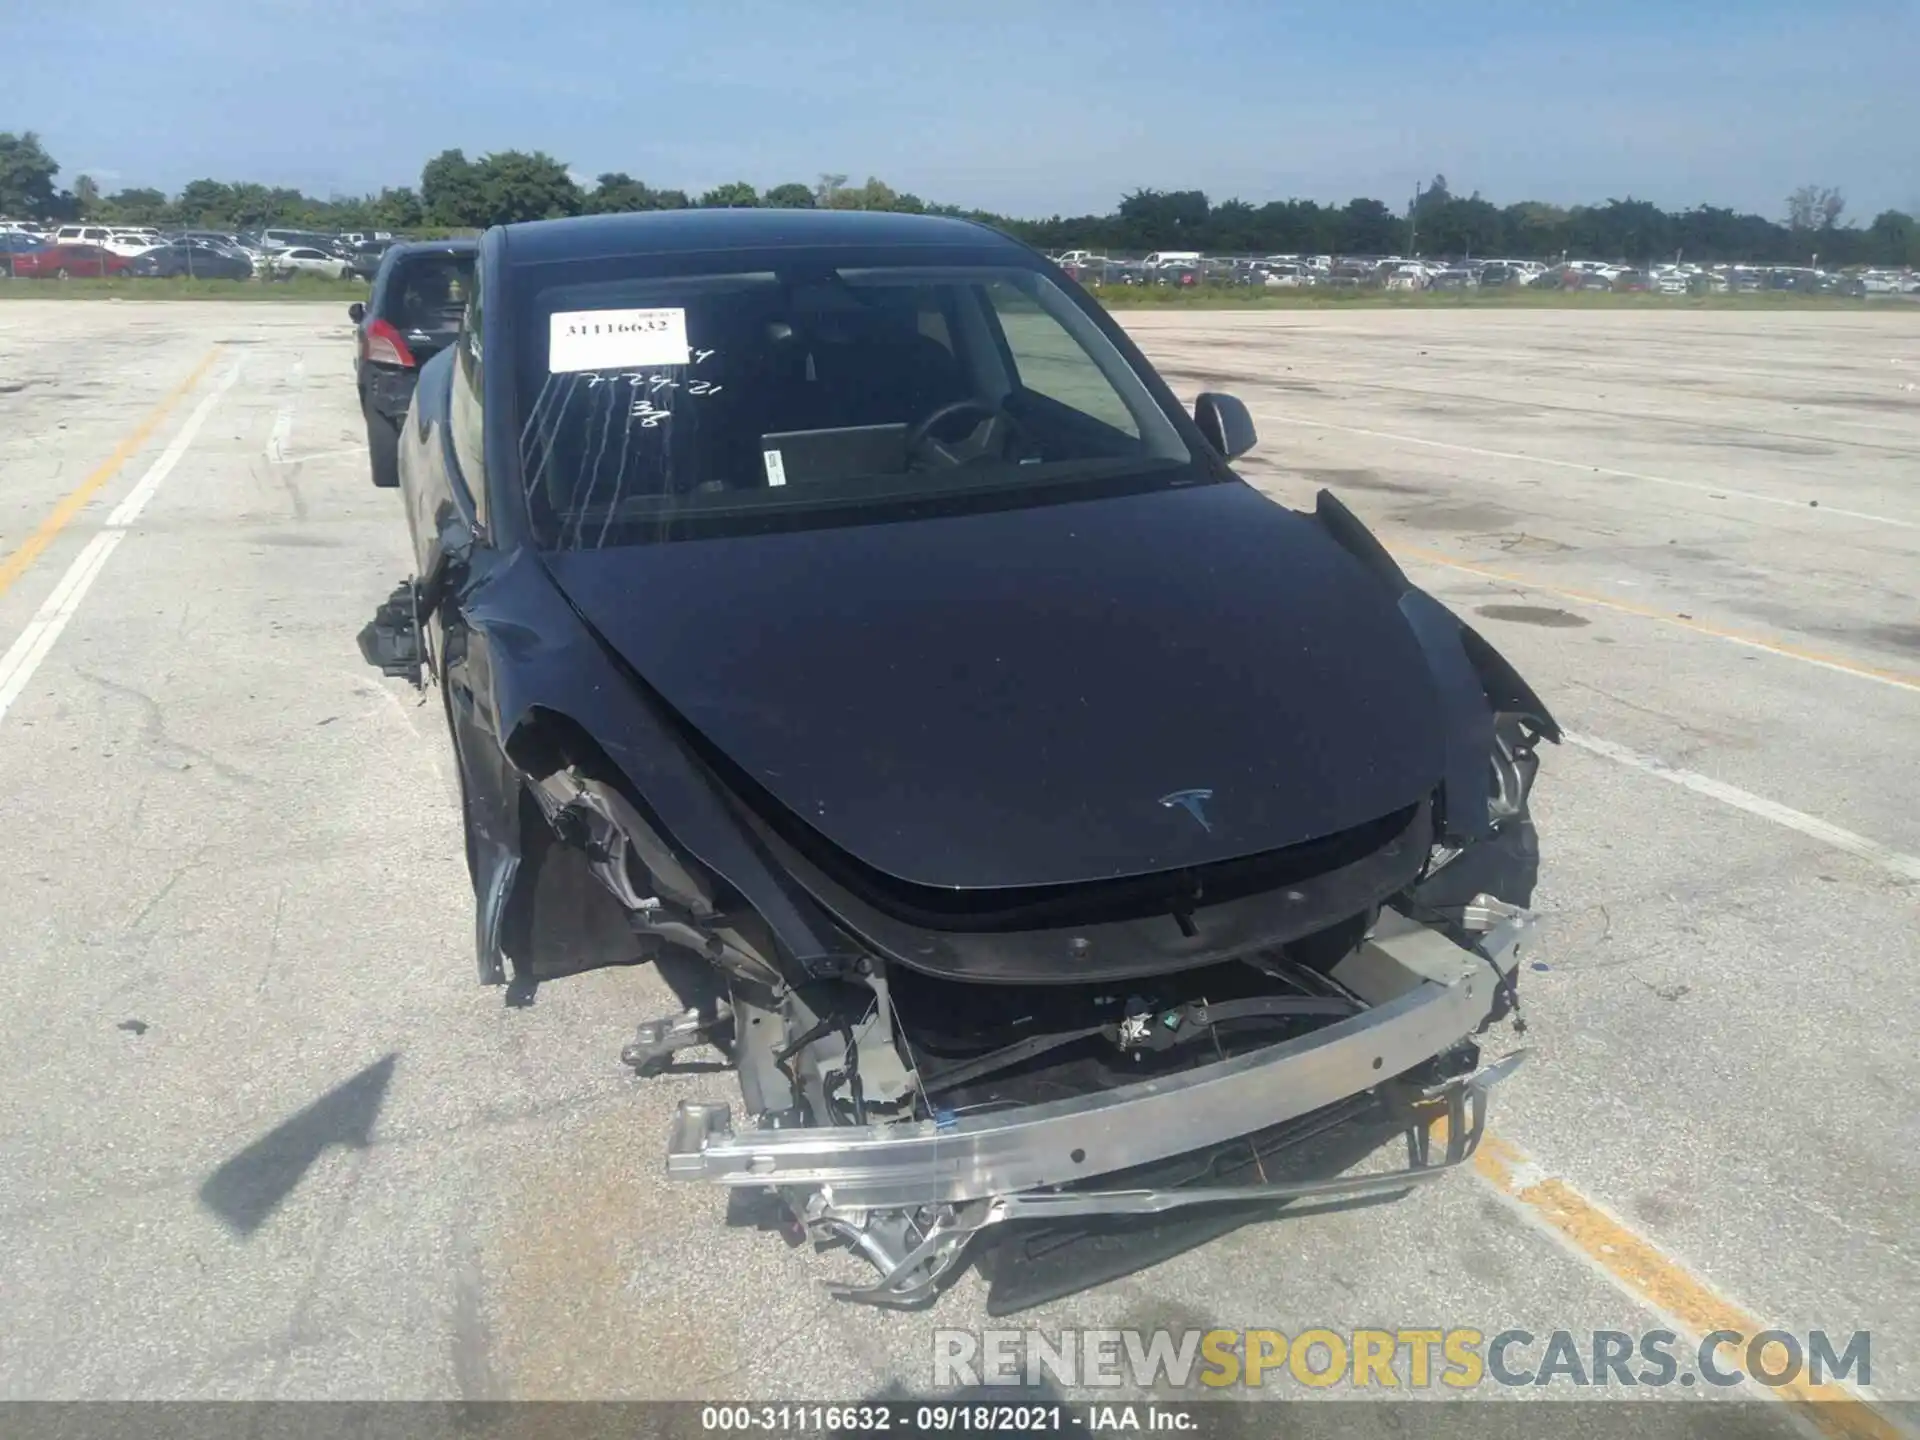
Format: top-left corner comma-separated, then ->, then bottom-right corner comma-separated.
0,300 -> 1914,1427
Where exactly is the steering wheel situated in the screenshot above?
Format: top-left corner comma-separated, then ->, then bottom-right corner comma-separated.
904,398 -> 1026,468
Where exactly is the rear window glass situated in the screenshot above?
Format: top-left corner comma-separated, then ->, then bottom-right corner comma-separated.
383,256 -> 475,330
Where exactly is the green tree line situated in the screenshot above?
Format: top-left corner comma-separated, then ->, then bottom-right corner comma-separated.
3,132 -> 1915,267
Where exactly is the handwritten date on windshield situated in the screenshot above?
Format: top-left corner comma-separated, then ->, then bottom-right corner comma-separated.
573,352 -> 724,427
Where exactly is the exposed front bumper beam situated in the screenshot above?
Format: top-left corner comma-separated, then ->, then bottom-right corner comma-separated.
813,1049 -> 1525,1303
666,907 -> 1531,1211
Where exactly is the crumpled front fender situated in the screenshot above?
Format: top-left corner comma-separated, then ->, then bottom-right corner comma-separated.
454,545 -> 845,976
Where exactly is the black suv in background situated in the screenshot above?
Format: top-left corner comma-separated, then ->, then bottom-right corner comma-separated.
347,239 -> 478,487
346,238 -> 396,281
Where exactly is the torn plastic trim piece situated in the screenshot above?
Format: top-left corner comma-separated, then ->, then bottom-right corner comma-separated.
666,909 -> 1507,1209
474,847 -> 519,986
1460,623 -> 1563,744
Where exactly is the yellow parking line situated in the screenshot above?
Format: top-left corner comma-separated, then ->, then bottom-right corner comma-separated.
1462,1127 -> 1906,1440
1389,541 -> 1920,694
0,347 -> 220,602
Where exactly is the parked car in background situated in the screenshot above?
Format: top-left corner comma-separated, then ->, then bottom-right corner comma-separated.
1477,263 -> 1526,288
1142,250 -> 1203,270
348,239 -> 478,487
1767,268 -> 1826,293
1321,261 -> 1375,288
1,233 -> 47,276
347,239 -> 396,281
51,226 -> 160,257
1426,266 -> 1479,291
105,227 -> 163,254
13,243 -> 134,279
1260,261 -> 1313,287
52,225 -> 117,249
172,229 -> 244,248
130,242 -> 255,280
270,246 -> 351,280
258,227 -> 335,252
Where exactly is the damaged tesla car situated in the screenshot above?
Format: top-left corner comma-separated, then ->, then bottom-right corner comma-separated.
358,208 -> 1558,1309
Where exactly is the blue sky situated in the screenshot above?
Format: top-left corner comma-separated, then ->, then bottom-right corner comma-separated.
4,0 -> 1916,220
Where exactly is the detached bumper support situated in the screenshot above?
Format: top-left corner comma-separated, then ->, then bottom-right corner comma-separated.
666,907 -> 1531,1211
814,1050 -> 1524,1304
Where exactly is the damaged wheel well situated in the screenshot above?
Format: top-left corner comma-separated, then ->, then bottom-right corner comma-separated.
503,704 -> 619,784
502,706 -> 718,916
491,706 -> 804,989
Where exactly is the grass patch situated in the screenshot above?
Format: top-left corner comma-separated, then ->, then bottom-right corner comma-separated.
1090,285 -> 1899,310
0,275 -> 368,301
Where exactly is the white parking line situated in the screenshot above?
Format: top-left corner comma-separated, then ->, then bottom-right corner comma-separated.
0,362 -> 241,727
1565,731 -> 1920,882
266,406 -> 293,464
270,445 -> 366,467
1257,412 -> 1919,531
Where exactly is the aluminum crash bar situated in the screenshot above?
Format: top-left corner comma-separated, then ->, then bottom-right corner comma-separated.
666,906 -> 1532,1210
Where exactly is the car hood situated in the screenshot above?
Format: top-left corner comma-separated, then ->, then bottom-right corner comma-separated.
544,481 -> 1448,891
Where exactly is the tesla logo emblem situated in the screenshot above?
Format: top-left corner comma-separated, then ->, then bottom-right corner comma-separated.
1159,788 -> 1215,832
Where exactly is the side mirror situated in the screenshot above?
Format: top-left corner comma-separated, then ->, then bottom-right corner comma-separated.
1194,391 -> 1257,460
347,301 -> 365,324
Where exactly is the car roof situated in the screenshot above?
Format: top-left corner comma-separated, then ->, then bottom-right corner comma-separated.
382,238 -> 479,261
496,208 -> 1010,267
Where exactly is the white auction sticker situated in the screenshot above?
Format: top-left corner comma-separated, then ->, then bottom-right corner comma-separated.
549,307 -> 690,373
762,449 -> 788,487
